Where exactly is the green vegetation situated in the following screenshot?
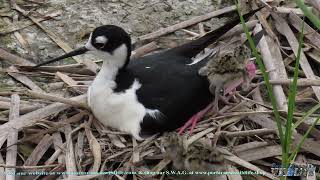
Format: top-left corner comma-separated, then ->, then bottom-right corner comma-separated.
236,1 -> 320,178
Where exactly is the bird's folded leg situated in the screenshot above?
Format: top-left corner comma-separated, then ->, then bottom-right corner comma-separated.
219,94 -> 238,105
212,87 -> 220,113
178,102 -> 214,135
178,86 -> 220,135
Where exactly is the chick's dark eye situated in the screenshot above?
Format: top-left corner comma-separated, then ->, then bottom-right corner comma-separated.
94,42 -> 105,49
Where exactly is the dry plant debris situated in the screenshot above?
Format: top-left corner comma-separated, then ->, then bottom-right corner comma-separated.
0,0 -> 319,179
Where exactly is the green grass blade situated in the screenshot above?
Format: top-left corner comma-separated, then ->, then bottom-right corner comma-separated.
294,0 -> 320,30
289,116 -> 320,161
284,17 -> 304,166
235,1 -> 285,159
293,103 -> 320,129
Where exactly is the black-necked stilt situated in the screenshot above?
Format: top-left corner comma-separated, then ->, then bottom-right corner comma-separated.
34,9 -> 261,140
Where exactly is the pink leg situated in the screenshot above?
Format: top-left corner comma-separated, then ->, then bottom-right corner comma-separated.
178,62 -> 256,135
178,102 -> 214,135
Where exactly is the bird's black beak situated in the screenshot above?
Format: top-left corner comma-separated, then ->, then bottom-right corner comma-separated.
33,46 -> 89,68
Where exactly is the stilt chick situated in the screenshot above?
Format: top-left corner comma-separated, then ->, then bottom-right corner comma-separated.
198,45 -> 254,112
164,133 -> 227,180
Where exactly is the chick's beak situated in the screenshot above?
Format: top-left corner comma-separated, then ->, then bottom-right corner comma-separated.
33,46 -> 89,68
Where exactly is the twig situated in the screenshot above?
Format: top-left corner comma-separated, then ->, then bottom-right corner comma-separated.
107,134 -> 126,148
275,7 -> 304,15
256,24 -> 288,111
0,48 -> 34,66
45,142 -> 66,165
251,1 -> 278,44
186,127 -> 215,147
131,42 -> 158,59
292,133 -> 320,157
249,91 -> 320,157
181,29 -> 200,37
0,11 -> 60,35
0,101 -> 34,111
65,124 -> 85,178
0,105 -> 44,116
0,94 -> 87,146
0,154 -> 4,180
233,141 -> 269,153
0,164 -> 58,169
288,12 -> 320,48
41,165 -> 65,180
0,96 -> 39,105
150,159 -> 171,174
24,90 -> 90,109
10,1 -> 99,73
221,20 -> 259,40
75,131 -> 84,171
84,115 -> 101,172
306,0 -> 320,12
273,12 -> 320,101
56,72 -> 78,86
137,5 -> 236,41
19,112 -> 85,144
23,134 -> 53,166
100,130 -> 129,135
36,20 -> 100,73
5,94 -> 19,180
132,137 -> 139,164
236,145 -> 282,162
104,149 -> 131,161
257,79 -> 320,86
67,174 -> 104,180
55,72 -> 84,93
3,18 -> 32,55
218,148 -> 279,179
198,23 -> 205,36
187,116 -> 243,146
221,128 -> 277,138
286,66 -> 306,77
7,66 -> 45,93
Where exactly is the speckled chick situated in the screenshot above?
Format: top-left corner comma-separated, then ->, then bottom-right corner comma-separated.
164,133 -> 227,180
198,45 -> 253,111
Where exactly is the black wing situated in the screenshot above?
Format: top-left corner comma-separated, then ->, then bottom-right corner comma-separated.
115,52 -> 212,135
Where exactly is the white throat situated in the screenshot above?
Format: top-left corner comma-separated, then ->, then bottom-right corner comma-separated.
87,43 -> 129,114
87,43 -> 128,87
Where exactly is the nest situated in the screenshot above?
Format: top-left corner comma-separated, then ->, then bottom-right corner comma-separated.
0,0 -> 320,179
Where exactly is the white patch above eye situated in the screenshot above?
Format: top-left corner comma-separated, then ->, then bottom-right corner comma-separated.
95,36 -> 108,44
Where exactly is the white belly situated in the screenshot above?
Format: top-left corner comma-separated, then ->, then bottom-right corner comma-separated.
88,80 -> 146,140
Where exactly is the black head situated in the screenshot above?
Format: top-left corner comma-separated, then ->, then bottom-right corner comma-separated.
87,25 -> 131,56
33,25 -> 132,70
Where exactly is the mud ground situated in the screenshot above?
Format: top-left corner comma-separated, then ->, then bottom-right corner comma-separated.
0,0 -> 235,61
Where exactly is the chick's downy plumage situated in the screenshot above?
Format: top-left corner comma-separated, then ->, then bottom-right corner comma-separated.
164,133 -> 227,180
198,45 -> 254,111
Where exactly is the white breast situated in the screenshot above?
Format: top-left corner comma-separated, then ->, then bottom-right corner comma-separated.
85,42 -> 161,140
88,79 -> 146,140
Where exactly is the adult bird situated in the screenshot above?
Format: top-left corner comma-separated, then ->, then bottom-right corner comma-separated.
33,9 -> 262,140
